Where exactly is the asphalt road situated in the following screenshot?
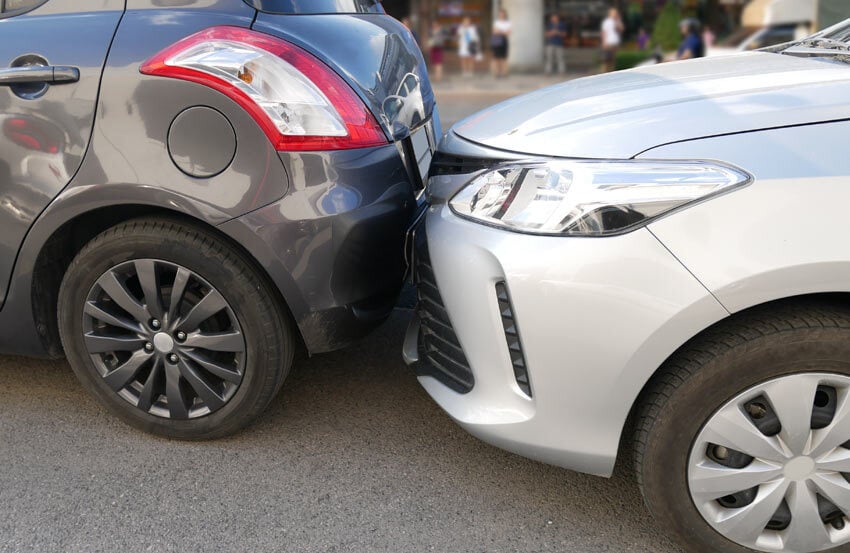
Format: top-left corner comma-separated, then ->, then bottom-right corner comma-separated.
0,310 -> 682,553
0,92 -> 683,553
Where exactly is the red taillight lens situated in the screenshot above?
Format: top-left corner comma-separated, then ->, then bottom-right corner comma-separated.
140,26 -> 388,151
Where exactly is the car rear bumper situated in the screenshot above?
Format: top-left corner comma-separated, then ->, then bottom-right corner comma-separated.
219,141 -> 425,354
404,203 -> 727,477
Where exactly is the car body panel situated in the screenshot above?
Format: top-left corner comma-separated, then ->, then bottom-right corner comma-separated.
451,52 -> 850,159
408,184 -> 728,475
88,12 -> 284,220
0,0 -> 124,305
645,120 -> 850,314
0,1 -> 261,356
219,145 -> 416,353
126,0 -> 251,9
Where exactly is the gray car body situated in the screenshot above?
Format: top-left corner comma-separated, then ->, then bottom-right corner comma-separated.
407,50 -> 850,476
0,0 -> 434,357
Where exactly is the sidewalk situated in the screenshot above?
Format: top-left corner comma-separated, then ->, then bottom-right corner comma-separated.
431,71 -> 593,129
431,71 -> 589,97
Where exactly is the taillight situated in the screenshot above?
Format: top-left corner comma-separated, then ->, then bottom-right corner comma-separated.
140,26 -> 388,151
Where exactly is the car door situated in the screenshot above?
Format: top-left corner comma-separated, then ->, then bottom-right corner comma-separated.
0,0 -> 124,306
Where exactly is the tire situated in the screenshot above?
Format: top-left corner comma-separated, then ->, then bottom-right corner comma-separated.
58,217 -> 294,439
634,301 -> 850,553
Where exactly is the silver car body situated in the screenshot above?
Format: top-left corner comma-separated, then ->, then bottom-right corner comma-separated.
405,50 -> 850,477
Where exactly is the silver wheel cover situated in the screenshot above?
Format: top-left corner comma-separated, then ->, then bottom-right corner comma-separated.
689,373 -> 850,552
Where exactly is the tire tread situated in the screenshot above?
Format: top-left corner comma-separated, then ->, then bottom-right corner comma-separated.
633,300 -> 850,512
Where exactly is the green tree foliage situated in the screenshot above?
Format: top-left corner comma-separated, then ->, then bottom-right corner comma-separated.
652,2 -> 683,51
616,50 -> 653,70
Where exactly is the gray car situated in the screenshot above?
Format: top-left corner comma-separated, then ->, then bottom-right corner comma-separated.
405,21 -> 850,553
0,0 -> 437,438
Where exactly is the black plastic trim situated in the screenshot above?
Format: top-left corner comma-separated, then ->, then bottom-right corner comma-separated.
430,152 -> 507,176
496,282 -> 532,397
413,228 -> 474,394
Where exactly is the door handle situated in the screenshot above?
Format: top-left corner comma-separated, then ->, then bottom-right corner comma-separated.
0,65 -> 80,85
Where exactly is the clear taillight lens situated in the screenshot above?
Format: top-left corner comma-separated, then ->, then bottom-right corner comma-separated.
141,26 -> 387,151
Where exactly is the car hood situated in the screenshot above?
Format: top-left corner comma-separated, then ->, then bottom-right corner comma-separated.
452,52 -> 850,159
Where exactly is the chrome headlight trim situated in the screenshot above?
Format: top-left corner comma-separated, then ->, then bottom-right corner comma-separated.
448,159 -> 752,237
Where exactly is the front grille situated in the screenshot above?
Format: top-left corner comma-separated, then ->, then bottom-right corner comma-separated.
414,238 -> 474,394
496,282 -> 532,397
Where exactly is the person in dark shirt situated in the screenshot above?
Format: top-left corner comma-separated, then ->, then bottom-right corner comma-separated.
677,18 -> 705,60
544,14 -> 568,74
637,27 -> 649,50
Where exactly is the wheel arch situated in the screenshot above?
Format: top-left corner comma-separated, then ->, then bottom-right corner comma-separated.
26,203 -> 306,357
618,292 -> 850,468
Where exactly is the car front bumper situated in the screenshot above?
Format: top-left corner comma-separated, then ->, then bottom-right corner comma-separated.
404,202 -> 728,477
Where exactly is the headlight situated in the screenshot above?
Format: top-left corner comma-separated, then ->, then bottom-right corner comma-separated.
449,160 -> 751,236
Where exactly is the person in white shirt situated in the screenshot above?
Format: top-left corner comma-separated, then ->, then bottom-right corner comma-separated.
600,7 -> 623,73
457,17 -> 480,77
491,9 -> 512,78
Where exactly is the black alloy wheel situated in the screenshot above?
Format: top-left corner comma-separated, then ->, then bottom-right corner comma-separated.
82,258 -> 245,420
59,218 -> 293,439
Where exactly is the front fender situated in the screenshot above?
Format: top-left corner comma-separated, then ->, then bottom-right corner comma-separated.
643,120 -> 850,315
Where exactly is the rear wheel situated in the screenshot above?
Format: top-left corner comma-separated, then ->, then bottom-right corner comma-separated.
58,217 -> 293,439
635,303 -> 850,553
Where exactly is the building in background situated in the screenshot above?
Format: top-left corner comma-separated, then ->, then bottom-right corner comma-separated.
383,0 -> 833,73
384,0 -> 493,68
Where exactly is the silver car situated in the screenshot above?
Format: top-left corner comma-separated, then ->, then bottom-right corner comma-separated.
404,21 -> 850,553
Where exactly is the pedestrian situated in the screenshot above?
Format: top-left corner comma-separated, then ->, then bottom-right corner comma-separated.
428,21 -> 446,82
401,17 -> 419,46
677,18 -> 705,60
637,27 -> 649,50
544,14 -> 568,75
702,25 -> 716,49
600,7 -> 623,72
457,17 -> 480,77
490,9 -> 512,78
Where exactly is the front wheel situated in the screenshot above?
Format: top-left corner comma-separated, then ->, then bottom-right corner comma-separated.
635,302 -> 850,553
58,218 -> 294,439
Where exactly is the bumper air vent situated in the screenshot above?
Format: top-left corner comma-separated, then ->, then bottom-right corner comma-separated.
414,236 -> 474,394
496,282 -> 531,397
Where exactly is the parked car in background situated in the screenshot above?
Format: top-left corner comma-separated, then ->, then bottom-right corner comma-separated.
707,0 -> 816,57
406,19 -> 850,553
708,22 -> 807,56
0,0 -> 437,438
